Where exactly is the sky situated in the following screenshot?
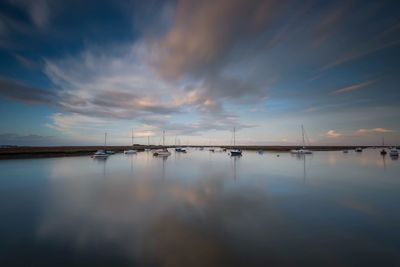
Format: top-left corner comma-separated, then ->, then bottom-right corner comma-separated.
0,0 -> 399,146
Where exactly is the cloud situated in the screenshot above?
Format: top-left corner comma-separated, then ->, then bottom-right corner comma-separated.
43,44 -> 186,119
313,1 -> 353,47
356,128 -> 394,134
305,107 -> 318,113
323,39 -> 400,70
9,0 -> 52,29
0,77 -> 58,104
40,40 -> 258,136
321,128 -> 396,142
14,54 -> 39,69
331,79 -> 377,94
324,130 -> 343,138
149,0 -> 283,79
46,113 -> 109,134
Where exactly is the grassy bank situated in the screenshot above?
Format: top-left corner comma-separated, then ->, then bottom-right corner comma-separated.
0,145 -> 369,160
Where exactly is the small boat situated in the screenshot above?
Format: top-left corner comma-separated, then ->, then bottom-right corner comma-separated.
175,147 -> 187,153
92,133 -> 109,158
92,150 -> 108,158
124,149 -> 137,154
258,150 -> 264,154
230,149 -> 242,156
290,125 -> 312,154
380,137 -> 387,155
174,137 -> 186,153
355,148 -> 363,152
124,129 -> 137,154
230,127 -> 242,156
153,149 -> 171,156
153,130 -> 171,156
343,150 -> 349,153
291,148 -> 313,154
389,148 -> 399,157
105,150 -> 115,155
209,148 -> 215,152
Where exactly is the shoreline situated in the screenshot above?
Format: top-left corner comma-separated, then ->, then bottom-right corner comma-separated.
0,145 -> 369,160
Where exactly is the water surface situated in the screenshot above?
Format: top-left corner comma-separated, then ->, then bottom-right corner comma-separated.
1,149 -> 399,266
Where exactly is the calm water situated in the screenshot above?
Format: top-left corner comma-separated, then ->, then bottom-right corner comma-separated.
1,149 -> 400,266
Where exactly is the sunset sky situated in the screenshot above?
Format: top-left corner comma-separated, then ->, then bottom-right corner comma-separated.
0,0 -> 399,146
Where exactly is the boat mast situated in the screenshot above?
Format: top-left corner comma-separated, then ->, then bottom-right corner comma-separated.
131,129 -> 134,146
233,127 -> 236,147
301,125 -> 305,148
148,136 -> 150,146
104,132 -> 107,148
163,130 -> 165,146
382,136 -> 385,147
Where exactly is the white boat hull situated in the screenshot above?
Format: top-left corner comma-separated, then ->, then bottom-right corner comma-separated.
124,150 -> 137,154
92,150 -> 109,158
92,154 -> 108,158
390,150 -> 399,157
153,150 -> 171,156
290,149 -> 312,154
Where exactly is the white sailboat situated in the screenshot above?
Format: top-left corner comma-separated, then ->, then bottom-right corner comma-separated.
230,127 -> 242,156
174,136 -> 186,153
124,129 -> 137,154
145,136 -> 152,151
389,148 -> 399,157
290,125 -> 312,154
92,132 -> 109,158
380,137 -> 387,155
153,130 -> 171,156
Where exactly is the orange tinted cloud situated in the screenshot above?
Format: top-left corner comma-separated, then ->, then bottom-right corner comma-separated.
324,130 -> 343,138
149,0 -> 283,79
331,79 -> 377,94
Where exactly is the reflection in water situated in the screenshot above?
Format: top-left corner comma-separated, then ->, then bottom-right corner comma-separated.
93,157 -> 107,177
0,149 -> 400,266
382,154 -> 387,172
231,155 -> 240,181
292,153 -> 312,183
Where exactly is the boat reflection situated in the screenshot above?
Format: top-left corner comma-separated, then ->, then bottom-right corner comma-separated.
231,155 -> 240,181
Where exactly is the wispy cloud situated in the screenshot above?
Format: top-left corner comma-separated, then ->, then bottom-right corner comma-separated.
323,130 -> 343,138
0,77 -> 57,104
313,1 -> 353,47
9,0 -> 53,29
149,0 -> 284,79
331,79 -> 377,94
323,40 -> 400,70
322,128 -> 395,140
356,128 -> 394,134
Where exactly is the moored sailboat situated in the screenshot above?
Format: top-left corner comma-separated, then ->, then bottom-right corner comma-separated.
380,137 -> 387,155
290,125 -> 312,154
153,130 -> 171,156
124,129 -> 137,154
92,132 -> 109,158
389,148 -> 399,157
230,127 -> 242,156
